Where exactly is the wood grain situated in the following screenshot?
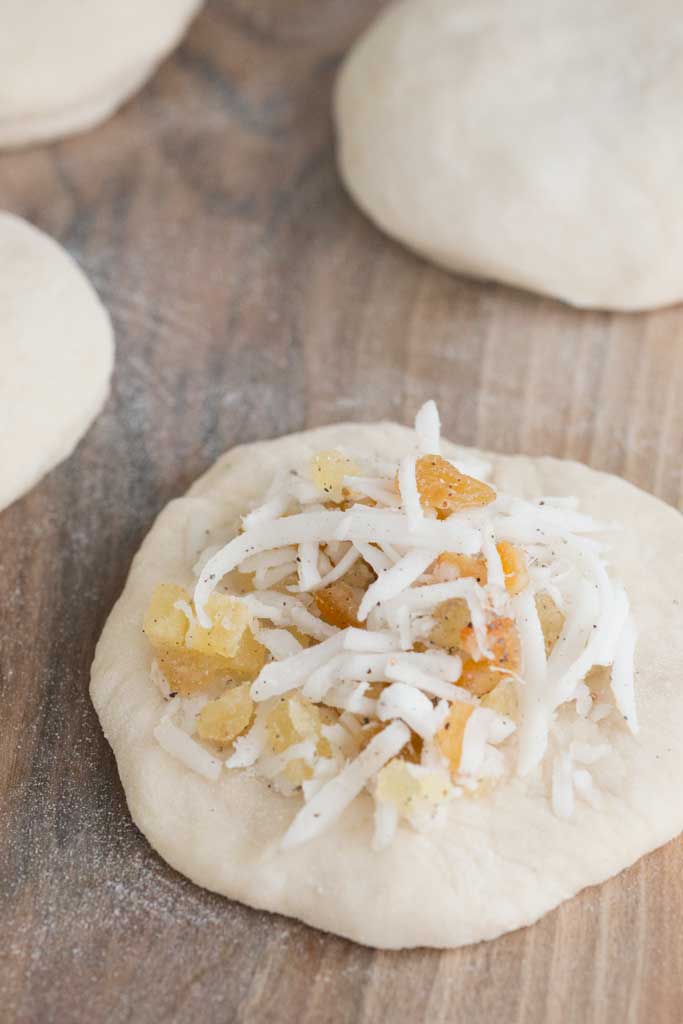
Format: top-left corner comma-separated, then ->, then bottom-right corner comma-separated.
2,2 -> 683,1021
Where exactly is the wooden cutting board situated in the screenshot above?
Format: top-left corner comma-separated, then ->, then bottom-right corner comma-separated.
2,2 -> 682,1021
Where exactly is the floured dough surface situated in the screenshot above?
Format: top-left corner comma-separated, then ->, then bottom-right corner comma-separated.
0,0 -> 203,148
0,213 -> 114,512
91,423 -> 683,949
335,0 -> 683,311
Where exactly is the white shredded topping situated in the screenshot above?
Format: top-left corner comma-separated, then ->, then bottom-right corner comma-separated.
397,454 -> 424,529
280,721 -> 410,850
154,716 -> 222,781
147,399 -> 638,850
414,399 -> 441,455
357,548 -> 434,621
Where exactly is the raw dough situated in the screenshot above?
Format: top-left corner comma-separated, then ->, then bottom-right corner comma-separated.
0,213 -> 114,512
91,423 -> 683,948
335,0 -> 683,311
0,0 -> 203,148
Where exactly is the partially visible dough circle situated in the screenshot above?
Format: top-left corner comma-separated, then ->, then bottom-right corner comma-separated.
335,0 -> 683,311
0,213 -> 114,512
0,0 -> 203,148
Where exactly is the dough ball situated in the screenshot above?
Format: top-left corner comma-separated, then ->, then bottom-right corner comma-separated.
335,0 -> 683,311
0,0 -> 203,148
0,213 -> 114,512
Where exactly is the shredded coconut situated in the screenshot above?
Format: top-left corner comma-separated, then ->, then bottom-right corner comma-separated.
143,399 -> 637,850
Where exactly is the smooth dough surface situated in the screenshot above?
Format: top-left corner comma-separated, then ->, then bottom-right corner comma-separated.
335,0 -> 683,311
91,424 -> 683,949
0,213 -> 114,512
0,0 -> 203,148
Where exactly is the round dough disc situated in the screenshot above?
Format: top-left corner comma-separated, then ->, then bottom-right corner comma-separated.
0,0 -> 203,148
0,213 -> 114,512
91,423 -> 683,949
335,0 -> 683,311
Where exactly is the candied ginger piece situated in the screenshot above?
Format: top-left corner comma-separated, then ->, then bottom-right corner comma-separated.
311,450 -> 360,503
413,455 -> 495,518
186,593 -> 250,659
315,581 -> 362,629
496,541 -> 529,595
143,583 -> 190,649
436,702 -> 475,777
197,683 -> 253,745
535,592 -> 565,655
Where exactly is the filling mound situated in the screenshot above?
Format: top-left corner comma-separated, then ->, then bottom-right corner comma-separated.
142,401 -> 637,850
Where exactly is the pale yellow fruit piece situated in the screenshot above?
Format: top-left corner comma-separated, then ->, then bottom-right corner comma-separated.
436,701 -> 475,777
481,679 -> 518,719
144,577 -> 266,693
154,646 -> 229,697
266,696 -> 332,758
429,597 -> 471,653
289,627 -> 315,649
585,664 -> 612,693
223,628 -> 268,682
186,593 -> 250,659
311,450 -> 360,503
143,583 -> 190,649
283,702 -> 338,781
535,592 -> 565,655
283,759 -> 313,786
463,778 -> 498,800
196,683 -> 253,745
376,758 -> 450,815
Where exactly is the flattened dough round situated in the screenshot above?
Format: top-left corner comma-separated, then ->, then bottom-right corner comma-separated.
91,423 -> 683,949
0,0 -> 203,148
335,0 -> 683,311
0,213 -> 114,512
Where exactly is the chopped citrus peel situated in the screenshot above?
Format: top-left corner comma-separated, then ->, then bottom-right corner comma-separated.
497,541 -> 529,595
142,399 -> 636,853
430,542 -> 528,594
412,454 -> 496,518
314,581 -> 362,629
454,616 -> 522,696
436,702 -> 475,777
